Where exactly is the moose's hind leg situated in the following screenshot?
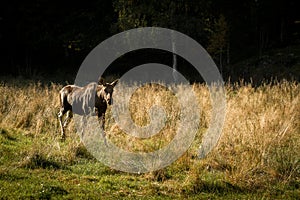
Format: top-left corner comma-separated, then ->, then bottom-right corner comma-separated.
58,108 -> 67,140
63,110 -> 72,128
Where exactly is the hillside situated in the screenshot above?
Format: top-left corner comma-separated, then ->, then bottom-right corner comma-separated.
227,44 -> 300,83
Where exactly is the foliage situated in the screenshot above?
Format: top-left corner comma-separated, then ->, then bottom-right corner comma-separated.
112,0 -> 213,45
207,14 -> 229,70
1,0 -> 299,78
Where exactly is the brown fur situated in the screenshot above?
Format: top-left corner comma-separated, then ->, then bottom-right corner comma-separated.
58,79 -> 118,141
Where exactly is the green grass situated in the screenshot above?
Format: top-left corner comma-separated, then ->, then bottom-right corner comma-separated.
0,127 -> 299,199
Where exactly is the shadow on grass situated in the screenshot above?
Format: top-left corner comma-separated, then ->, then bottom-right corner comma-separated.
184,177 -> 246,195
38,185 -> 69,199
0,171 -> 27,181
20,153 -> 63,170
0,128 -> 17,141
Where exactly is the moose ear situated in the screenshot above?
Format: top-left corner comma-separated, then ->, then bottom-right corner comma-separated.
110,79 -> 119,87
98,77 -> 105,85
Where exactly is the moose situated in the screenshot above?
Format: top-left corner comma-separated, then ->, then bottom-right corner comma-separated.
58,78 -> 118,141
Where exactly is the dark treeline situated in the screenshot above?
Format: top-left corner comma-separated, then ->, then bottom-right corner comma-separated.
0,0 -> 299,82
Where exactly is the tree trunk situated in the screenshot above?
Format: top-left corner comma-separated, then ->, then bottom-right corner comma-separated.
227,42 -> 230,65
219,47 -> 223,75
171,30 -> 178,82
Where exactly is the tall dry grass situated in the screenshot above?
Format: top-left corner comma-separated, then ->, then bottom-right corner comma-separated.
0,78 -> 299,190
106,83 -> 182,153
190,81 -> 300,190
0,81 -> 61,135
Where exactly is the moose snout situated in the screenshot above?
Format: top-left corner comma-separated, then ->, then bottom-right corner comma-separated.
106,94 -> 112,105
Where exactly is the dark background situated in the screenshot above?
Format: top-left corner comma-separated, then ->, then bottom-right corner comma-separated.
1,0 -> 299,83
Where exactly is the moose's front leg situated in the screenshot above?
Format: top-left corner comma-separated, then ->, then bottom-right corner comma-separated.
98,112 -> 107,146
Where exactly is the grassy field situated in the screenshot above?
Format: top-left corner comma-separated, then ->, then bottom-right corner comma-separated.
0,78 -> 299,199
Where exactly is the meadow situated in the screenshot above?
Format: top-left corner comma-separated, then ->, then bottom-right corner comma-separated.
0,77 -> 299,199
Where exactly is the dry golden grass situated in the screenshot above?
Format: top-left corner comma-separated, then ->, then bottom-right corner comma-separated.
194,81 -> 300,189
0,78 -> 299,191
0,81 -> 61,135
106,83 -> 182,153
